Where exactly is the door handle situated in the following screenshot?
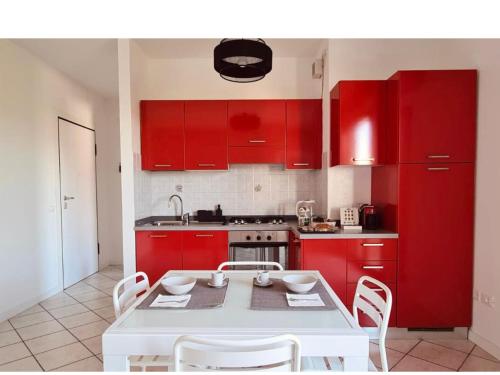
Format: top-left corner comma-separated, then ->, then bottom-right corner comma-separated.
427,167 -> 450,171
362,243 -> 384,247
362,265 -> 384,269
149,235 -> 168,238
195,234 -> 214,238
249,140 -> 266,143
352,158 -> 375,163
154,164 -> 172,167
198,163 -> 216,167
427,155 -> 450,159
293,163 -> 310,166
64,196 -> 75,201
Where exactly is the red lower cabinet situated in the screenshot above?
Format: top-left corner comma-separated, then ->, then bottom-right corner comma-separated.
347,283 -> 397,327
135,231 -> 183,284
182,231 -> 228,270
302,239 -> 347,304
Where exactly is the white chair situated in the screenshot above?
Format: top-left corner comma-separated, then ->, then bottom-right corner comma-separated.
217,261 -> 284,271
352,276 -> 392,372
302,276 -> 392,372
173,335 -> 301,372
112,272 -> 173,371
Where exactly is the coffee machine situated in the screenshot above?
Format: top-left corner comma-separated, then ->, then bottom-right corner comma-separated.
359,204 -> 379,230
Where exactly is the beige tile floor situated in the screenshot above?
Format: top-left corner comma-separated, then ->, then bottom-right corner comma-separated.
0,265 -> 499,372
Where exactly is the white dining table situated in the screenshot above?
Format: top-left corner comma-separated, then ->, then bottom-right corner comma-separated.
102,270 -> 369,371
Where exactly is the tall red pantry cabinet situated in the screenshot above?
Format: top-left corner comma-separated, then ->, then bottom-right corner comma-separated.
372,70 -> 477,328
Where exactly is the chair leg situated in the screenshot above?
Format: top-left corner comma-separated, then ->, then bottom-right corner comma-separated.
379,341 -> 388,372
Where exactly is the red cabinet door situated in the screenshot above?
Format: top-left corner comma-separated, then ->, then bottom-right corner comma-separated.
135,231 -> 183,284
286,99 -> 322,169
396,70 -> 477,163
347,260 -> 397,284
228,100 -> 286,147
182,231 -> 228,270
347,239 -> 398,261
141,100 -> 185,170
185,100 -> 228,170
330,81 -> 386,166
302,239 -> 347,303
398,163 -> 474,327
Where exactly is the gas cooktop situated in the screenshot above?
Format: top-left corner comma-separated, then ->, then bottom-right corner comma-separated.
227,216 -> 287,225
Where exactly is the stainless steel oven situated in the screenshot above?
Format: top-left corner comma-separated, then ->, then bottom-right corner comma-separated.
228,231 -> 289,270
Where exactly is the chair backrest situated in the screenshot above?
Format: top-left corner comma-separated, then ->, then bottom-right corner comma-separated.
352,276 -> 392,338
217,261 -> 284,271
173,335 -> 301,372
112,272 -> 150,318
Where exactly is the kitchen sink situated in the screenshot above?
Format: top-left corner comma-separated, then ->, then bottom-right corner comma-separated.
151,220 -> 184,226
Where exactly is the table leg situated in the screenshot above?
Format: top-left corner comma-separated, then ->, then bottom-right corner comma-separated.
343,356 -> 369,372
103,355 -> 130,371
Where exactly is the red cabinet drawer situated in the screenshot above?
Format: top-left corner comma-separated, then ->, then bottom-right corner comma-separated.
140,100 -> 185,171
228,100 -> 286,147
182,231 -> 228,270
347,282 -> 397,327
348,239 -> 397,261
185,100 -> 228,170
347,260 -> 397,284
228,145 -> 285,164
135,231 -> 183,284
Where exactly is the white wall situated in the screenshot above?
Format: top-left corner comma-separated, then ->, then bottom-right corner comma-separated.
327,38 -> 500,358
0,40 -> 121,321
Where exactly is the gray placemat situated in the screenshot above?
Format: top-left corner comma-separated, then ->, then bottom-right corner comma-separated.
137,279 -> 228,310
250,278 -> 337,311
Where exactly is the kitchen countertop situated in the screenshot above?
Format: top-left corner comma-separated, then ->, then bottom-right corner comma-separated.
134,217 -> 398,239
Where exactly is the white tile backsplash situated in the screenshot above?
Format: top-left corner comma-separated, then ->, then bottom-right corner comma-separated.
134,164 -> 320,218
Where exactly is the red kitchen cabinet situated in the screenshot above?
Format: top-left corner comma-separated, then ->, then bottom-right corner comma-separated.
392,70 -> 477,163
185,100 -> 228,170
135,231 -> 183,284
228,100 -> 286,164
288,231 -> 302,271
397,163 -> 474,327
286,99 -> 322,169
330,81 -> 386,166
347,239 -> 398,261
347,260 -> 397,284
140,100 -> 185,170
302,239 -> 347,303
182,231 -> 228,270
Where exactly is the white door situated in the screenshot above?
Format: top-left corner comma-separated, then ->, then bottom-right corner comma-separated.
59,118 -> 98,288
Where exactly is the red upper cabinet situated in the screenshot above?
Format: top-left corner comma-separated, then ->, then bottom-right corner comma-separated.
185,100 -> 228,170
227,100 -> 286,164
397,163 -> 474,327
182,231 -> 228,270
286,99 -> 322,169
330,81 -> 387,166
393,70 -> 477,163
141,100 -> 185,171
135,231 -> 183,284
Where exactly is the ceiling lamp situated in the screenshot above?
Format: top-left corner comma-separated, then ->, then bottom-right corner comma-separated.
214,39 -> 272,83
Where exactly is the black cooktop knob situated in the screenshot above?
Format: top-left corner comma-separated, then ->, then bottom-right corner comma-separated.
246,235 -> 251,241
256,235 -> 262,241
267,235 -> 272,241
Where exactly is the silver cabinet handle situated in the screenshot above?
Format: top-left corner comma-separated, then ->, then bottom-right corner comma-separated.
293,163 -> 310,166
362,243 -> 384,247
427,155 -> 450,159
198,163 -> 216,167
352,158 -> 375,162
63,196 -> 75,201
427,167 -> 450,171
362,265 -> 384,269
249,140 -> 266,143
195,234 -> 214,238
154,164 -> 172,167
149,235 -> 167,238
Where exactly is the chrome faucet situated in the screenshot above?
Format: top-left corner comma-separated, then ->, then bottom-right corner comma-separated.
168,194 -> 189,225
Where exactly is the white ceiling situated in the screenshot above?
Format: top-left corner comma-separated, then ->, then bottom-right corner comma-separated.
13,39 -> 118,98
136,39 -> 325,59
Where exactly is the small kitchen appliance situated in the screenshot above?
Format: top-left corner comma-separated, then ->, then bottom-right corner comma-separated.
296,200 -> 315,227
359,204 -> 379,230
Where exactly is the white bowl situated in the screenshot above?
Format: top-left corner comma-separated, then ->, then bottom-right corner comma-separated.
282,274 -> 318,294
161,276 -> 196,295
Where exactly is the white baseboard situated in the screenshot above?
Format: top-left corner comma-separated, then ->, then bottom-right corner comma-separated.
0,286 -> 62,322
469,330 -> 500,361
